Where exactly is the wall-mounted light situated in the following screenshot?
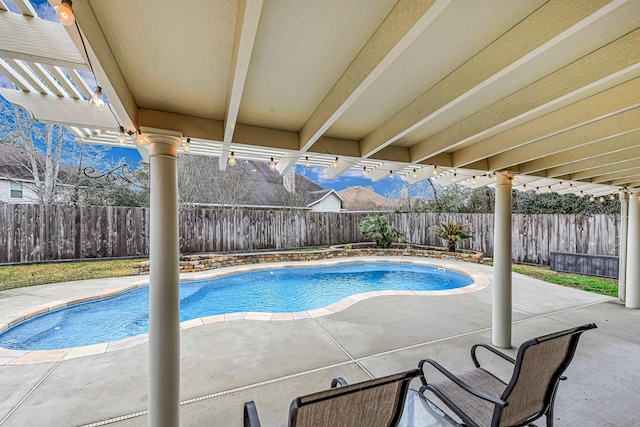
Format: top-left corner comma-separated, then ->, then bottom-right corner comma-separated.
228,151 -> 236,166
269,158 -> 276,171
55,0 -> 75,26
89,86 -> 105,110
183,138 -> 191,152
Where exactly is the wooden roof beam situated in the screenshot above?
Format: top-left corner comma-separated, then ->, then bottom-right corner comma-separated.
295,0 -> 449,178
570,157 -> 640,181
220,0 -> 264,171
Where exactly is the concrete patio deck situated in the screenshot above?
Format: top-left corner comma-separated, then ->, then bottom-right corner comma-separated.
0,257 -> 638,426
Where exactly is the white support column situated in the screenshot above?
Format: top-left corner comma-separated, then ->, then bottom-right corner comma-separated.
619,192 -> 629,303
625,194 -> 640,309
147,132 -> 181,427
493,174 -> 512,348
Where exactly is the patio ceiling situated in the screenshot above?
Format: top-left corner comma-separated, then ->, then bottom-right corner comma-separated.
1,0 -> 640,196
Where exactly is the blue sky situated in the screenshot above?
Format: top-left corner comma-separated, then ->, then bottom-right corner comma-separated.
0,0 -> 402,196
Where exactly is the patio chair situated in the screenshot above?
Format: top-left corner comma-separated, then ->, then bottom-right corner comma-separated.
418,323 -> 597,427
243,369 -> 420,427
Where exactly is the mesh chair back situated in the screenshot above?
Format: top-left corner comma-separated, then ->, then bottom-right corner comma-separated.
290,369 -> 419,427
496,324 -> 596,427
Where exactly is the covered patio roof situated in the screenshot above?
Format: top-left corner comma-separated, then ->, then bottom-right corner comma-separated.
1,0 -> 639,194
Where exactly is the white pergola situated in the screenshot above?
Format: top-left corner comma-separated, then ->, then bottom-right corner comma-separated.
2,1 -> 640,425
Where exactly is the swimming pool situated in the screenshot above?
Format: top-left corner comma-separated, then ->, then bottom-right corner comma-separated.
0,262 -> 474,350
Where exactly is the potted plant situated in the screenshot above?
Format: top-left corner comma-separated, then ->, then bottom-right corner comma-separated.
431,220 -> 472,252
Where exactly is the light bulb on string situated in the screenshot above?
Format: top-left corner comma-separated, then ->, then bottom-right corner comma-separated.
472,176 -> 477,185
610,194 -> 615,201
579,191 -> 585,198
332,157 -> 339,168
535,187 -> 541,195
89,86 -> 105,110
599,196 -> 605,203
228,152 -> 236,166
432,165 -> 438,175
412,169 -> 418,179
522,185 -> 527,193
547,186 -> 552,194
136,129 -> 149,146
363,166 -> 368,177
512,176 -> 519,182
305,156 -> 310,167
589,195 -> 595,202
568,183 -> 573,191
388,170 -> 394,181
116,126 -> 127,145
492,173 -> 498,181
559,182 -> 564,189
54,0 -> 75,26
452,173 -> 457,183
183,138 -> 191,153
269,158 -> 276,171
618,188 -> 625,195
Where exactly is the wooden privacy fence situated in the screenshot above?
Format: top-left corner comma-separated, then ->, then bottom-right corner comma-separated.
0,203 -> 620,265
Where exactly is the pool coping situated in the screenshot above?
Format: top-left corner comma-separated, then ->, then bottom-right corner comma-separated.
0,256 -> 489,365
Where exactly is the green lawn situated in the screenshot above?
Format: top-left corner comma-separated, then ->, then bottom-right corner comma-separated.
484,261 -> 618,297
0,259 -> 146,292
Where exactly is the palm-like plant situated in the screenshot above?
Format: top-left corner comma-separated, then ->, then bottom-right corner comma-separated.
359,215 -> 404,248
431,221 -> 472,252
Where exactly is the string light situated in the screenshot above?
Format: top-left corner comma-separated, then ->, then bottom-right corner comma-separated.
547,186 -> 552,194
599,196 -> 605,203
559,182 -> 564,189
412,169 -> 418,179
116,126 -> 127,145
522,185 -> 527,193
492,173 -> 498,181
452,173 -> 457,183
269,157 -> 276,171
535,187 -> 541,195
332,157 -> 339,168
618,188 -> 625,195
228,151 -> 236,166
388,170 -> 394,181
136,129 -> 148,145
183,137 -> 191,152
589,195 -> 595,202
432,165 -> 438,175
568,183 -> 573,191
610,194 -> 615,201
305,156 -> 310,167
89,86 -> 105,110
512,176 -> 519,182
579,191 -> 585,198
472,176 -> 477,185
363,166 -> 368,177
54,0 -> 75,26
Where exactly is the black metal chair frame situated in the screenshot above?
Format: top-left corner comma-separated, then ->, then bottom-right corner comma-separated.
418,323 -> 597,427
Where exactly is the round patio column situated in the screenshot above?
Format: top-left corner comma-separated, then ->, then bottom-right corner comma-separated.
625,194 -> 640,309
147,132 -> 181,427
493,174 -> 512,348
619,192 -> 629,303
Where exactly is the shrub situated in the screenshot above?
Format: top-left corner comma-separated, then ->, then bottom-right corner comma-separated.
431,221 -> 472,252
358,215 -> 405,248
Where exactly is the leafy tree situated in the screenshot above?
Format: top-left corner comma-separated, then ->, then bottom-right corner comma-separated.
358,215 -> 404,247
431,220 -> 472,252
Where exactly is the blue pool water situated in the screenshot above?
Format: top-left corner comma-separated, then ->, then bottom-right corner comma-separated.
0,262 -> 473,350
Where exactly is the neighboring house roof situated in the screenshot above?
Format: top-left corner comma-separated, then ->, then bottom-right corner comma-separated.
195,158 -> 328,208
306,189 -> 343,207
337,186 -> 398,211
0,144 -> 76,184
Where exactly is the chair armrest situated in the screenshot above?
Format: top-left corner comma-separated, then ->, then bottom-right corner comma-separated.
244,401 -> 262,427
419,358 -> 508,407
331,377 -> 348,388
471,343 -> 515,368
